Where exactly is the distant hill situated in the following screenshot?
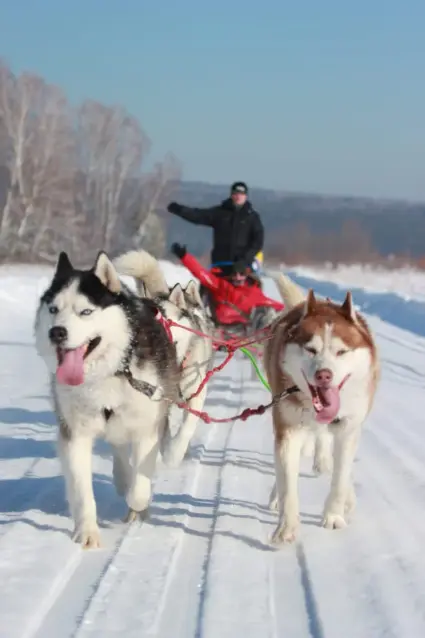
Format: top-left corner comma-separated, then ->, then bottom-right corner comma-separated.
1,167 -> 425,264
164,180 -> 425,264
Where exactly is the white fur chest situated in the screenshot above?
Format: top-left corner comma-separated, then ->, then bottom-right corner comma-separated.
55,375 -> 126,435
53,362 -> 163,445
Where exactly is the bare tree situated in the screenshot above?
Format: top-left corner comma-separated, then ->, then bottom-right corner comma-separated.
133,152 -> 181,256
0,60 -> 27,241
0,60 -> 181,263
74,100 -> 148,253
0,61 -> 75,260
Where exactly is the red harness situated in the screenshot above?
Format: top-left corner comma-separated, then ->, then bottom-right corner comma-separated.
155,309 -> 173,342
148,309 -> 294,424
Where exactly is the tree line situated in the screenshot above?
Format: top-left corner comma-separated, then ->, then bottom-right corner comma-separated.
1,58 -> 424,268
0,59 -> 180,264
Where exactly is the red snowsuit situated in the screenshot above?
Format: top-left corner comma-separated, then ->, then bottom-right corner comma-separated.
180,253 -> 284,325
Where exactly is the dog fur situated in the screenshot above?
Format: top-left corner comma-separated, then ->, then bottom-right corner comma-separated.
34,251 -> 180,548
113,249 -> 213,467
264,273 -> 379,544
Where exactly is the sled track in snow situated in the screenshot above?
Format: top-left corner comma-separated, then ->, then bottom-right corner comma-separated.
1,353 -> 251,638
3,306 -> 425,636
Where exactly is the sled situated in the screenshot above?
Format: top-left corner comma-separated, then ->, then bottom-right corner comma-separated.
200,266 -> 268,348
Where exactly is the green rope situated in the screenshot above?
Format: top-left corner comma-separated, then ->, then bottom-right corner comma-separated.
240,346 -> 271,392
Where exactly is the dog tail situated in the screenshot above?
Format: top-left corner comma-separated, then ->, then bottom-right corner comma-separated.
273,272 -> 305,309
113,250 -> 169,297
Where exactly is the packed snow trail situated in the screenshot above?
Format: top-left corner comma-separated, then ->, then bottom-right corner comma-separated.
1,265 -> 425,637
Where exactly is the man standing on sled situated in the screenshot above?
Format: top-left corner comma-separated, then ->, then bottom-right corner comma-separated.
167,181 -> 264,278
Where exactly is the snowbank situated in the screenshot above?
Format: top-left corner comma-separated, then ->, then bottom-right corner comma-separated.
288,263 -> 425,303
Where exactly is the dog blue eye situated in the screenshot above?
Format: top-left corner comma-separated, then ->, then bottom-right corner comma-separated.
80,309 -> 93,316
49,306 -> 59,315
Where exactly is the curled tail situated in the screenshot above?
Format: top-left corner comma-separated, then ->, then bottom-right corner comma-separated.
273,272 -> 305,310
113,249 -> 169,297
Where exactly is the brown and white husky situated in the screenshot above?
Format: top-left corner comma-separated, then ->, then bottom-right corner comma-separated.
264,273 -> 379,544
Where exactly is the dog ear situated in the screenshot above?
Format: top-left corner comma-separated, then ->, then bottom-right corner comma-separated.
340,291 -> 357,322
53,251 -> 74,279
93,252 -> 121,293
169,283 -> 186,309
184,280 -> 203,307
303,289 -> 316,317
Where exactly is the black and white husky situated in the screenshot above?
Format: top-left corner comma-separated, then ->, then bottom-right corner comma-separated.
34,251 -> 180,548
113,249 -> 214,468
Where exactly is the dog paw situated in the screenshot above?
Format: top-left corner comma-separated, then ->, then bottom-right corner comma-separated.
123,507 -> 149,524
270,522 -> 298,545
72,524 -> 101,549
321,512 -> 347,530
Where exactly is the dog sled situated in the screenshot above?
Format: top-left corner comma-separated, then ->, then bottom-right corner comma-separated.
200,265 -> 274,346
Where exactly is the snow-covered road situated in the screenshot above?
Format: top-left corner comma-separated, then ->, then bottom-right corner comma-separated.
1,264 -> 425,637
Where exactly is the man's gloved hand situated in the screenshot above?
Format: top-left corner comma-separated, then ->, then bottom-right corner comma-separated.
171,243 -> 187,259
167,202 -> 182,215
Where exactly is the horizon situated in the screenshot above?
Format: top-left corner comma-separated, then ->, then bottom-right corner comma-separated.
180,178 -> 425,206
1,0 -> 425,201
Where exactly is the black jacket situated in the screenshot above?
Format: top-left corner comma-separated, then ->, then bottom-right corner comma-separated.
168,198 -> 264,271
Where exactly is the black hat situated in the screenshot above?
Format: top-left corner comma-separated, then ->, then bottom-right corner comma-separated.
230,181 -> 248,195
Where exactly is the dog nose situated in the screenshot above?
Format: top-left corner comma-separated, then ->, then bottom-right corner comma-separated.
314,368 -> 333,387
49,326 -> 68,345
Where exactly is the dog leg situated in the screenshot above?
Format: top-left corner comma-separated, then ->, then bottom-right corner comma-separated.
322,427 -> 359,529
112,443 -> 131,497
345,478 -> 357,516
125,428 -> 161,522
58,430 -> 100,549
162,385 -> 207,468
301,431 -> 315,457
313,429 -> 333,475
271,428 -> 304,544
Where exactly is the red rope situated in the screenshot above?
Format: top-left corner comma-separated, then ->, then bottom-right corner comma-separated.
166,317 -> 271,351
165,317 -> 273,421
176,401 -> 267,424
176,385 -> 299,424
155,309 -> 174,342
184,348 -> 235,402
151,303 -> 287,423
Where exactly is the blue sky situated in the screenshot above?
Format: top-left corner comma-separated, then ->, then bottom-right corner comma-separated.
1,0 -> 424,200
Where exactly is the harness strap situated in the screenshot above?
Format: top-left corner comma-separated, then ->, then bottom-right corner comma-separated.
111,308 -> 178,402
176,385 -> 300,424
117,366 -> 157,399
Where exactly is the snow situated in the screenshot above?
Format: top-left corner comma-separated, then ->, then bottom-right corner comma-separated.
284,265 -> 425,338
289,263 -> 425,302
1,260 -> 425,637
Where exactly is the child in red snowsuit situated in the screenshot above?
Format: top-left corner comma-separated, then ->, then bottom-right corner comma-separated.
171,243 -> 284,325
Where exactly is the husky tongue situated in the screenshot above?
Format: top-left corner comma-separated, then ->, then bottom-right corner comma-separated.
312,387 -> 341,424
56,346 -> 86,386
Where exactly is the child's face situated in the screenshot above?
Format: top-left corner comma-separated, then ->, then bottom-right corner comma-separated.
232,273 -> 246,286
